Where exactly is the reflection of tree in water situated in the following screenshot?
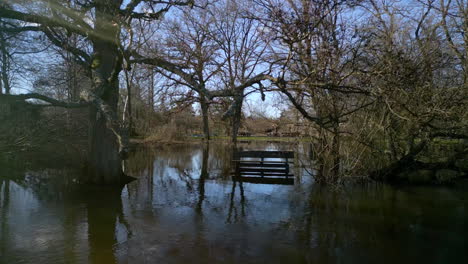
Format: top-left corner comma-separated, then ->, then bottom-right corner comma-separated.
0,179 -> 10,259
85,186 -> 130,264
125,142 -> 251,223
289,184 -> 468,263
0,168 -> 86,264
125,145 -> 198,175
210,142 -> 234,179
293,185 -> 402,261
125,143 -> 234,202
196,143 -> 210,215
0,167 -> 132,264
227,179 -> 246,223
125,141 -> 241,182
2,142 -> 468,263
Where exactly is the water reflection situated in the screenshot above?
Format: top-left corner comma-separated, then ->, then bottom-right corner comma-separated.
196,143 -> 209,215
0,179 -> 10,260
227,179 -> 246,223
0,141 -> 467,264
86,187 -> 124,264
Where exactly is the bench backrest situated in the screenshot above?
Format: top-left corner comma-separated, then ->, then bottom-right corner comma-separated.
232,151 -> 295,184
233,151 -> 294,160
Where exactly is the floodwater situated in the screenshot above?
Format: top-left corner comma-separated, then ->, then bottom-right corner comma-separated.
0,142 -> 467,264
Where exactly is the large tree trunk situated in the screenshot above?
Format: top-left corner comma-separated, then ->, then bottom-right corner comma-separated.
87,0 -> 125,184
200,96 -> 210,141
88,105 -> 123,184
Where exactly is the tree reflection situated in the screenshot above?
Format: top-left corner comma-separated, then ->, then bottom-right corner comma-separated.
196,143 -> 210,215
85,185 -> 129,264
0,179 -> 10,258
227,179 -> 246,223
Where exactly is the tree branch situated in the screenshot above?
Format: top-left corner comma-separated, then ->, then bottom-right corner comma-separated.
0,93 -> 89,108
0,6 -> 98,41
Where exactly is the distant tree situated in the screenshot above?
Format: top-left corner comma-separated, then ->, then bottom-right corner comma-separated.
210,0 -> 270,144
160,5 -> 221,140
133,0 -> 270,145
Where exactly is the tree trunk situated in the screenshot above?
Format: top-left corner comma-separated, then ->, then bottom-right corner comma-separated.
231,96 -> 243,146
87,0 -> 125,185
331,121 -> 340,181
0,32 -> 10,95
315,128 -> 326,182
1,65 -> 9,94
126,74 -> 133,135
88,105 -> 123,184
200,96 -> 210,141
149,68 -> 155,111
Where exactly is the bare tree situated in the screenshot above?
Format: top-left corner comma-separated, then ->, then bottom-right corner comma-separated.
131,0 -> 270,144
0,0 -> 195,184
210,0 -> 270,144
356,0 -> 467,180
160,5 -> 221,140
254,0 -> 370,182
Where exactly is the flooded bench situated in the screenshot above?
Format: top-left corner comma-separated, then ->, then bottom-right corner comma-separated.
232,150 -> 295,185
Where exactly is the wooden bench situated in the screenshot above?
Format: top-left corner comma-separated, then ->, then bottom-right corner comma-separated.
232,151 -> 295,185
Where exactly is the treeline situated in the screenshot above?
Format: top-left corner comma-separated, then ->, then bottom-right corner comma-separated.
0,0 -> 467,184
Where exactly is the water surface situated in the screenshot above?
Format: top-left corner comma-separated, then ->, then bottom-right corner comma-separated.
1,142 -> 467,263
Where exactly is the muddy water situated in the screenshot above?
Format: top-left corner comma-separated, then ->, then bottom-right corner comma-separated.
0,142 -> 467,263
